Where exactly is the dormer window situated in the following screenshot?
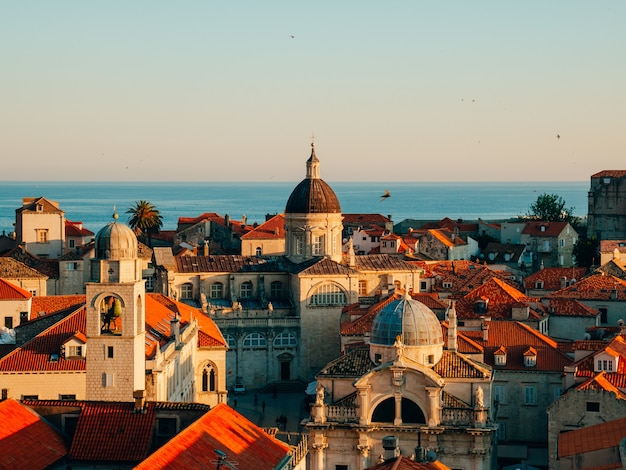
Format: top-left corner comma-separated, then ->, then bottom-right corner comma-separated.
474,298 -> 489,314
535,280 -> 544,289
523,347 -> 537,367
442,281 -> 452,289
36,204 -> 43,212
494,346 -> 507,366
62,332 -> 87,359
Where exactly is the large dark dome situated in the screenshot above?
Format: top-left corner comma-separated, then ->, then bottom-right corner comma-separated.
285,144 -> 341,214
285,178 -> 341,214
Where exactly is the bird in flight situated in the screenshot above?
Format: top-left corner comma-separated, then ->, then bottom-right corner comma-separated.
556,134 -> 560,139
380,190 -> 391,201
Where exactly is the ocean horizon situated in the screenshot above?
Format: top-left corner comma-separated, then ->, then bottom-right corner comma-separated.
0,180 -> 589,236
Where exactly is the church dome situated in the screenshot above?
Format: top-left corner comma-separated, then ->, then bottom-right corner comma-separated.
285,144 -> 341,214
370,293 -> 444,366
95,212 -> 138,260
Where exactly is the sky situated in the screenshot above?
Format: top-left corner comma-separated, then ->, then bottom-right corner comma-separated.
1,2 -> 625,182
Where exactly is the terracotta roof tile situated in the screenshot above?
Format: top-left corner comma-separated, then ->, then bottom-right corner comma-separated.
17,197 -> 63,214
134,403 -> 290,470
367,455 -> 451,469
558,416 -> 626,458
65,220 -> 94,237
0,307 -> 86,372
551,274 -> 626,301
524,267 -> 587,290
591,170 -> 626,178
0,399 -> 67,468
69,401 -> 156,462
433,350 -> 491,379
318,348 -> 373,377
548,298 -> 599,317
0,277 -> 32,300
240,214 -> 285,240
0,256 -> 48,279
30,295 -> 86,320
462,321 -> 572,371
522,221 -> 569,237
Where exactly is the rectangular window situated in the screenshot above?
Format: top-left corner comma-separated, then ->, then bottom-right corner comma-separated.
37,229 -> 48,243
1,389 -> 7,400
68,345 -> 83,357
66,262 -> 79,270
358,280 -> 367,296
20,312 -> 28,324
312,235 -> 323,255
22,395 -> 39,400
295,236 -> 303,255
336,466 -> 348,470
493,385 -> 506,404
420,281 -> 427,290
60,394 -> 76,401
104,373 -> 114,387
523,385 -> 536,405
4,317 -> 13,329
586,401 -> 600,412
69,239 -> 75,249
107,346 -> 114,358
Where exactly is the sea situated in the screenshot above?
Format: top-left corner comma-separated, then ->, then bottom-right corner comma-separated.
0,181 -> 589,236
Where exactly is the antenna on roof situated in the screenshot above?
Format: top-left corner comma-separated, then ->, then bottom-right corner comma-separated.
212,449 -> 239,470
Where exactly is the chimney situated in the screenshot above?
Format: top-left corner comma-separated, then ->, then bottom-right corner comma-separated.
447,302 -> 458,351
382,436 -> 399,461
242,214 -> 247,225
133,389 -> 146,413
225,214 -> 230,226
481,316 -> 490,342
347,237 -> 356,268
203,240 -> 209,256
171,313 -> 181,348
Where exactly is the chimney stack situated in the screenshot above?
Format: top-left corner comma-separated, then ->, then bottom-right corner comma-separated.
171,313 -> 181,348
133,390 -> 146,413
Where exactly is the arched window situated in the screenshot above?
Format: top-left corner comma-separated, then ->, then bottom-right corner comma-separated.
210,282 -> 223,299
372,397 -> 425,424
240,281 -> 253,299
274,332 -> 297,348
243,333 -> 267,349
310,283 -> 347,306
224,334 -> 237,349
181,283 -> 193,299
270,281 -> 283,299
256,247 -> 262,256
201,365 -> 216,392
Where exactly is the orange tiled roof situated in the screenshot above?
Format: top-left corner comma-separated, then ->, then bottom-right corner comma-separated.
524,267 -> 587,290
0,277 -> 32,300
69,401 -> 156,462
548,298 -> 599,317
577,371 -> 626,399
0,256 -> 48,279
455,277 -> 544,320
343,213 -> 392,224
134,403 -> 290,470
522,221 -> 569,237
462,321 -> 572,371
65,220 -> 94,237
442,322 -> 484,354
0,399 -> 67,468
551,274 -> 626,301
240,214 -> 285,240
558,416 -> 626,458
30,295 -> 86,320
591,170 -> 626,178
0,307 -> 86,372
367,455 -> 451,469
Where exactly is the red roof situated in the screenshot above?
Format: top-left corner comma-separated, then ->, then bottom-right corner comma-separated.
551,274 -> 626,301
240,214 -> 285,240
65,220 -> 94,237
69,401 -> 156,462
0,277 -> 32,300
522,221 -> 569,237
30,294 -> 86,320
591,170 -> 626,178
462,321 -> 573,371
367,455 -> 451,469
524,267 -> 587,291
0,399 -> 67,468
135,403 -> 290,470
558,416 -> 626,458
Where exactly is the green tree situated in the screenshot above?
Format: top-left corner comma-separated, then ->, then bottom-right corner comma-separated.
126,200 -> 163,247
527,193 -> 575,223
573,236 -> 600,268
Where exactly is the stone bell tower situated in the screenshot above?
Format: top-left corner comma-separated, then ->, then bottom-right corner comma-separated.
85,212 -> 146,401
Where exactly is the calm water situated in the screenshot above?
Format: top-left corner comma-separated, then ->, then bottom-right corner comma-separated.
0,181 -> 589,235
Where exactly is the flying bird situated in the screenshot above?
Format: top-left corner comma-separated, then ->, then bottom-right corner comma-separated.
556,134 -> 560,139
380,190 -> 391,201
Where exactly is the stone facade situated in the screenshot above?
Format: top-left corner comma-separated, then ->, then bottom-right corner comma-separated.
587,170 -> 626,241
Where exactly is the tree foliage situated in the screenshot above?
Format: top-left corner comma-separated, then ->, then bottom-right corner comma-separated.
527,193 -> 575,223
573,236 -> 600,268
126,200 -> 163,246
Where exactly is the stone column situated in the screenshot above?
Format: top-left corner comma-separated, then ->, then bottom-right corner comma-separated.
394,391 -> 402,426
425,387 -> 441,427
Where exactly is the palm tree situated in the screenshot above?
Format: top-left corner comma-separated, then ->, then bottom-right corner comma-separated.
126,200 -> 163,247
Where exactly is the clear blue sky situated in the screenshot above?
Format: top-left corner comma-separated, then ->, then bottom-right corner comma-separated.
1,2 -> 624,182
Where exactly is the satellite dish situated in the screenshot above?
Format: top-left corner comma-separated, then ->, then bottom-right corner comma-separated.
425,450 -> 437,462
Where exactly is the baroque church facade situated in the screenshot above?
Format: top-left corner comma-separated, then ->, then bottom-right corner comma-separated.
154,144 -> 421,387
